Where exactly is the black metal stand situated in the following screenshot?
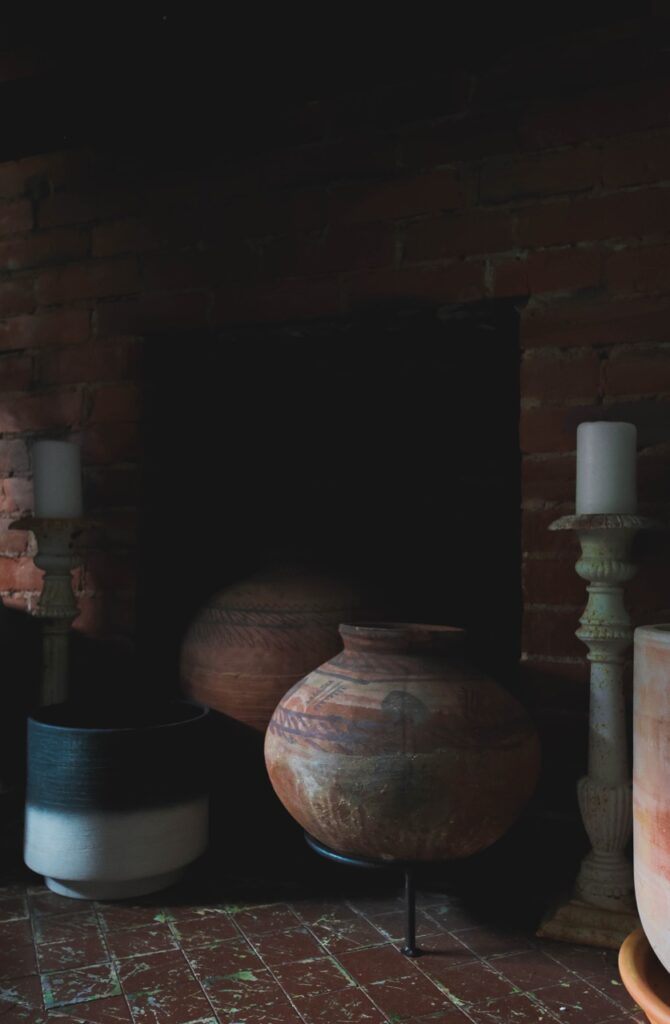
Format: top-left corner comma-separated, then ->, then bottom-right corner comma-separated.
304,832 -> 422,957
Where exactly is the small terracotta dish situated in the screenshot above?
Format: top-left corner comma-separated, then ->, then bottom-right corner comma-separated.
619,928 -> 670,1024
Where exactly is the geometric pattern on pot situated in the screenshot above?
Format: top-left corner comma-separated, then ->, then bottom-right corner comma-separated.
24,701 -> 209,900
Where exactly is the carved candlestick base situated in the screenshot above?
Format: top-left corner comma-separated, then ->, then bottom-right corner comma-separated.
10,517 -> 84,706
538,514 -> 657,948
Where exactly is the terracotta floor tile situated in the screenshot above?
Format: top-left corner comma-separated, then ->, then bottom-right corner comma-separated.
0,975 -> 44,1009
37,934 -> 109,975
407,931 -> 474,963
248,925 -> 325,965
532,978 -> 624,1022
205,966 -> 299,1023
494,949 -> 577,991
542,943 -> 619,981
596,975 -> 639,1013
104,923 -> 177,961
465,991 -> 558,1023
114,950 -> 189,993
365,970 -> 456,1020
41,965 -> 121,1011
1,1008 -> 48,1023
271,955 -> 354,998
46,993 -> 132,1022
365,909 -> 440,943
28,892 -> 87,919
421,903 -> 480,932
419,959 -> 516,1005
184,936 -> 262,982
308,912 -> 383,954
232,903 -> 301,937
95,905 -> 168,934
33,915 -> 99,948
0,944 -> 38,982
296,984 -> 388,1023
452,924 -> 535,958
0,897 -> 28,924
0,920 -> 33,949
336,943 -> 421,985
291,900 -> 356,925
169,913 -> 238,947
345,894 -> 405,917
125,981 -> 215,1024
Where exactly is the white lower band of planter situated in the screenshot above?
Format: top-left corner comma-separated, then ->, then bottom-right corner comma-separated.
24,797 -> 208,898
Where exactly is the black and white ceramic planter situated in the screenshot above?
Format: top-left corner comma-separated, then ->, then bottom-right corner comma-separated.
24,701 -> 209,900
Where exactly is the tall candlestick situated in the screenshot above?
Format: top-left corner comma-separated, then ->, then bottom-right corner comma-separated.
32,440 -> 83,519
576,422 -> 637,515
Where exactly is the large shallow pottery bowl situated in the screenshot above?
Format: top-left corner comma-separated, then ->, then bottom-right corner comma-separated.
634,624 -> 670,971
619,928 -> 669,1024
180,563 -> 371,732
24,700 -> 209,899
265,623 -> 540,861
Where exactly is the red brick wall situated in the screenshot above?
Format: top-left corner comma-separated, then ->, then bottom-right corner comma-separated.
1,16 -> 669,770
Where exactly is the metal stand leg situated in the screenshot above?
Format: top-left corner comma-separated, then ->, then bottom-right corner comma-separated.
401,868 -> 420,957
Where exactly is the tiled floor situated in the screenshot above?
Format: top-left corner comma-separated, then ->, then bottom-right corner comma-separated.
0,868 -> 644,1024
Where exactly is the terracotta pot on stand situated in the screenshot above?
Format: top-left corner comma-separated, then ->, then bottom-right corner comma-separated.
265,623 -> 540,862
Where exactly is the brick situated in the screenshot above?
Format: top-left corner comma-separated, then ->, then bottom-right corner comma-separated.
1,352 -> 32,390
523,558 -> 586,606
602,130 -> 670,188
0,557 -> 43,591
142,245 -> 259,290
522,455 -> 576,502
0,163 -> 23,199
0,309 -> 90,351
481,148 -> 601,205
0,279 -> 34,318
211,276 -> 341,325
404,208 -> 515,262
95,291 -> 210,337
92,218 -> 160,258
38,189 -> 140,229
82,551 -> 138,591
522,607 -> 584,660
597,398 -> 670,448
516,187 -> 670,248
521,349 -> 601,401
36,257 -> 140,305
0,200 -> 32,236
521,294 -> 670,350
605,345 -> 670,396
519,405 -> 577,454
0,440 -> 29,475
604,243 -> 670,296
220,189 -> 327,237
0,390 -> 82,433
342,261 -> 487,312
0,520 -> 33,556
0,477 -> 32,514
400,111 -> 521,168
262,224 -> 394,279
38,339 -> 136,387
81,422 -> 140,465
264,136 -> 397,188
328,167 -> 465,225
0,228 -> 89,271
639,450 -> 670,504
494,248 -> 602,298
521,77 -> 670,149
89,383 -> 141,424
522,507 -> 577,556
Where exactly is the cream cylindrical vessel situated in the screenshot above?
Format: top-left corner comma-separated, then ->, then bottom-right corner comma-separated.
633,624 -> 670,973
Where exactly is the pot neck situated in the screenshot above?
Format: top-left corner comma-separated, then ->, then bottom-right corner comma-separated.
339,623 -> 465,656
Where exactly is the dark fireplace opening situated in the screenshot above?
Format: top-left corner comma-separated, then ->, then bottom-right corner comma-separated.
136,300 -> 521,694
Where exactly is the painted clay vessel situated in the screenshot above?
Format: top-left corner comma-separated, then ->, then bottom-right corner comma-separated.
180,564 -> 370,732
634,624 -> 670,973
265,623 -> 540,861
619,928 -> 670,1024
24,700 -> 209,899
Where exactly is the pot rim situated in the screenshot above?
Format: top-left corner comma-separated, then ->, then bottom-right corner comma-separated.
619,928 -> 670,1024
28,699 -> 209,735
339,622 -> 464,638
635,624 -> 670,644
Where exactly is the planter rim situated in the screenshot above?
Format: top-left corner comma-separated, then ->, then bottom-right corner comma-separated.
28,699 -> 208,734
619,928 -> 670,1024
635,624 -> 670,644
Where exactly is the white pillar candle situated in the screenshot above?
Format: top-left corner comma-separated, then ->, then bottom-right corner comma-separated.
32,440 -> 83,518
576,421 -> 637,514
